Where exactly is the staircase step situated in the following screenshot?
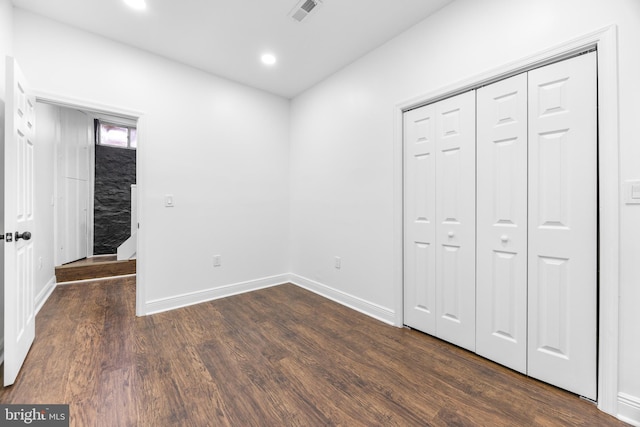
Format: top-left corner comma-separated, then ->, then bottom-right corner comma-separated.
56,259 -> 136,283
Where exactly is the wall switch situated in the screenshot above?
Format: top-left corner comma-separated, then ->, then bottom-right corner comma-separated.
624,180 -> 640,205
164,194 -> 175,207
334,256 -> 341,269
213,255 -> 221,267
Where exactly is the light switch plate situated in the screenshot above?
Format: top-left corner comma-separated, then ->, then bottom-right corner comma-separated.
164,194 -> 174,207
624,180 -> 640,205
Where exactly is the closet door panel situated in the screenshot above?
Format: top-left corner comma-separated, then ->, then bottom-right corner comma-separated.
435,91 -> 476,352
403,105 -> 437,334
476,74 -> 528,373
528,52 -> 597,400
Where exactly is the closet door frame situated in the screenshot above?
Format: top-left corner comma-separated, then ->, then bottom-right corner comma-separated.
394,26 -> 619,415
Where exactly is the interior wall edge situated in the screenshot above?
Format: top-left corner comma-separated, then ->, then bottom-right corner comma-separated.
34,276 -> 56,316
143,273 -> 290,316
290,273 -> 396,326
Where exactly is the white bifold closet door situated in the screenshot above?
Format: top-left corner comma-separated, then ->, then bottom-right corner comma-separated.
404,104 -> 437,335
434,92 -> 476,351
476,73 -> 528,374
476,52 -> 597,398
404,91 -> 476,352
405,52 -> 596,399
527,52 -> 597,400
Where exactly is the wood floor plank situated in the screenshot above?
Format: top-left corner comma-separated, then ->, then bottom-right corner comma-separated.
0,280 -> 628,426
55,259 -> 136,282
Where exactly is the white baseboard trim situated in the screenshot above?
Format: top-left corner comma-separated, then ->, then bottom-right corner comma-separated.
35,276 -> 57,315
289,274 -> 396,326
618,393 -> 640,426
142,273 -> 396,326
144,274 -> 290,315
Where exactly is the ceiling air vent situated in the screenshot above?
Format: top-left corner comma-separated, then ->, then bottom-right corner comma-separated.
289,0 -> 322,22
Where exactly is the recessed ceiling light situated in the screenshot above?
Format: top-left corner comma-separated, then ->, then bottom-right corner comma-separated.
124,0 -> 147,11
261,54 -> 277,66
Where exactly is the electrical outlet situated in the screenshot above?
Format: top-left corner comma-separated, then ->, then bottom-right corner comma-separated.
334,256 -> 341,269
213,255 -> 221,267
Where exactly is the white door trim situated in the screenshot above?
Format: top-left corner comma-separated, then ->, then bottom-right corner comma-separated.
33,90 -> 147,317
393,25 -> 619,415
86,115 -> 95,259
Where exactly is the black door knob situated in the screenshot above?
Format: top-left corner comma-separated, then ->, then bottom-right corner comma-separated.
15,231 -> 31,241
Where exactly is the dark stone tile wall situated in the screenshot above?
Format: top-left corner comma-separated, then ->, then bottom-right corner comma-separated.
94,145 -> 136,255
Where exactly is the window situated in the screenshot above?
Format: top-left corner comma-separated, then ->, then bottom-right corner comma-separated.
97,121 -> 137,149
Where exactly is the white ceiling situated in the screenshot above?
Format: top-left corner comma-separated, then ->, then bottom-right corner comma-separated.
11,0 -> 453,98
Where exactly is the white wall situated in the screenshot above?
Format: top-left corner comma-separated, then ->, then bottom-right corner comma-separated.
289,0 -> 640,423
0,0 -> 11,95
0,0 -> 11,94
13,9 -> 291,312
34,102 -> 57,310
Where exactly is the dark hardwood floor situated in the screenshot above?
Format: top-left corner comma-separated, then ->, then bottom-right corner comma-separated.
0,279 -> 627,426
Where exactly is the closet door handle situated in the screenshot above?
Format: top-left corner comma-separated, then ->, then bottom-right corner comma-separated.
448,231 -> 455,238
500,235 -> 509,242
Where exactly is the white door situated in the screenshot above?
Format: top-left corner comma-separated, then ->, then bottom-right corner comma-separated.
476,73 -> 528,373
62,177 -> 88,263
4,57 -> 36,386
403,104 -> 437,334
527,52 -> 597,399
57,108 -> 90,265
434,91 -> 476,352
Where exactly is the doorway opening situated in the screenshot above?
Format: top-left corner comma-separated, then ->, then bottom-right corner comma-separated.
35,100 -> 139,286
